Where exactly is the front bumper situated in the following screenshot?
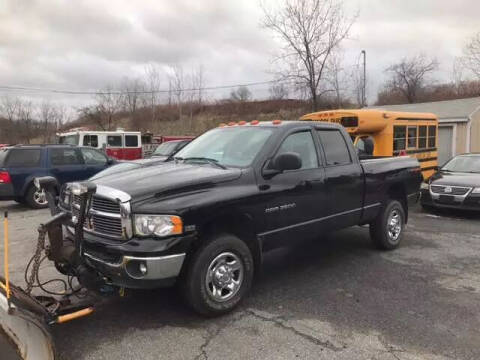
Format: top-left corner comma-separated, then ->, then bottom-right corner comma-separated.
420,189 -> 480,211
83,251 -> 186,289
65,226 -> 196,289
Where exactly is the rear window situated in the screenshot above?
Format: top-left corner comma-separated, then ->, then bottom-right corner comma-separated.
5,149 -> 42,167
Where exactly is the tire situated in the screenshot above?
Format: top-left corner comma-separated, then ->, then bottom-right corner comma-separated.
370,200 -> 405,250
181,233 -> 254,317
25,185 -> 49,209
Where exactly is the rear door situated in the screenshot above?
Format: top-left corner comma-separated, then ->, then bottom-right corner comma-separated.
259,129 -> 328,248
48,147 -> 86,185
315,128 -> 364,229
80,148 -> 109,178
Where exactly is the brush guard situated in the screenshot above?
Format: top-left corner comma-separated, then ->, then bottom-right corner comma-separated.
0,177 -> 113,359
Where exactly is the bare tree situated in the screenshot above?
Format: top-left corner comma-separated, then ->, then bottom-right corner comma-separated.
119,77 -> 145,126
39,101 -> 56,143
325,50 -> 346,108
94,86 -> 123,130
461,32 -> 480,79
384,54 -> 438,103
269,83 -> 289,100
17,99 -> 34,143
144,64 -> 162,128
230,86 -> 252,102
169,65 -> 185,120
261,0 -> 356,110
1,96 -> 20,142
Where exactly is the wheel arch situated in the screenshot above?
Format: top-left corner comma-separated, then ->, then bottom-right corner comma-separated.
386,183 -> 408,223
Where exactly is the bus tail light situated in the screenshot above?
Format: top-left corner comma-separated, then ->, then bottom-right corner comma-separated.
0,171 -> 11,184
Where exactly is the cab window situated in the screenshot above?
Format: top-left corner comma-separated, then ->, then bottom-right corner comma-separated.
317,130 -> 351,166
107,135 -> 122,147
81,148 -> 107,165
276,131 -> 318,170
125,135 -> 138,147
83,135 -> 98,147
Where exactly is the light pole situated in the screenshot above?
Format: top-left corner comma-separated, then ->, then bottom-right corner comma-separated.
361,50 -> 366,107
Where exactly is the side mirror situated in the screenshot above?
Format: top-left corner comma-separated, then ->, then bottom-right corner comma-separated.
263,152 -> 302,177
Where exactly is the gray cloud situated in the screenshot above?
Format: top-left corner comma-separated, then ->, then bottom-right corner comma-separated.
0,0 -> 479,107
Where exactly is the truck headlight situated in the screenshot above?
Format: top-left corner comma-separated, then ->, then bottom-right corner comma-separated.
420,182 -> 429,190
134,215 -> 183,237
472,187 -> 480,194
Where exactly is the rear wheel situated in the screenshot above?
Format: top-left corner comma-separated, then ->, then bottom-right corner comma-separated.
25,185 -> 49,209
370,200 -> 405,250
181,234 -> 254,316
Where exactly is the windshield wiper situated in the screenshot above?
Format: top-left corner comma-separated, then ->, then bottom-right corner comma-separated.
176,157 -> 227,169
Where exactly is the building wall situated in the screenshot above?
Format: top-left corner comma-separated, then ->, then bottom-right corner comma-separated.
470,110 -> 480,152
438,121 -> 468,158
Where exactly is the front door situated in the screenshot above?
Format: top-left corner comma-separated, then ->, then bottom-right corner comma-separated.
48,147 -> 86,185
258,130 -> 327,249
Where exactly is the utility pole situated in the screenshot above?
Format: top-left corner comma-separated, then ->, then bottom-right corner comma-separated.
361,50 -> 366,107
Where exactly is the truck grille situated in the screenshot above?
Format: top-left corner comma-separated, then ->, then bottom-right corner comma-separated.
71,191 -> 131,240
430,185 -> 471,196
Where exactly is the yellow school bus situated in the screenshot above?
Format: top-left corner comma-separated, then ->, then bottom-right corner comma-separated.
300,109 -> 439,179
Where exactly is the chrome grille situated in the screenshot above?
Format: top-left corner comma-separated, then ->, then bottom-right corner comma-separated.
70,186 -> 131,241
92,197 -> 121,213
430,185 -> 470,195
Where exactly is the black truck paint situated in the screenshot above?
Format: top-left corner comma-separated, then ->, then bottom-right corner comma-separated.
63,121 -> 422,315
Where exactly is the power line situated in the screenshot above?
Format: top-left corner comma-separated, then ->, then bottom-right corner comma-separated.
0,79 -> 285,96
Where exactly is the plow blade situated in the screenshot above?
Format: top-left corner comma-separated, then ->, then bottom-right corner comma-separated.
0,279 -> 55,360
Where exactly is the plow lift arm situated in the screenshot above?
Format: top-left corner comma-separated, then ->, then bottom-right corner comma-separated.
0,177 -> 110,360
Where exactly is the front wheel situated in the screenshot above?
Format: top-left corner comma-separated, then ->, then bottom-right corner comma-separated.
370,200 -> 405,250
181,234 -> 254,316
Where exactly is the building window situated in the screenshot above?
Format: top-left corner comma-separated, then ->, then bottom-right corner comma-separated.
393,126 -> 406,151
418,126 -> 427,148
407,126 -> 417,148
428,125 -> 436,148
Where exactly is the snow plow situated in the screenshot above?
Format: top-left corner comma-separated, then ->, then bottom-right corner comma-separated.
1,177 -> 116,359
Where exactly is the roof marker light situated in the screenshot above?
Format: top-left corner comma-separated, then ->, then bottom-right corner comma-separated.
238,121 -> 246,125
272,119 -> 282,125
219,123 -> 226,127
250,120 -> 259,125
228,122 -> 236,126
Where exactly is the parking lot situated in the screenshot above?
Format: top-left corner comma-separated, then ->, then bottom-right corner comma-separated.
1,201 -> 480,360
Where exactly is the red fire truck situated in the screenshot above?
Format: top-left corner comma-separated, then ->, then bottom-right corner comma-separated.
58,129 -> 142,160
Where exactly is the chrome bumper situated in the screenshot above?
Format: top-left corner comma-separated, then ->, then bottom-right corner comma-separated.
84,252 -> 186,281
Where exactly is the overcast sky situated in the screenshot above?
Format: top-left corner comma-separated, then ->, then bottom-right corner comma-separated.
0,0 -> 479,109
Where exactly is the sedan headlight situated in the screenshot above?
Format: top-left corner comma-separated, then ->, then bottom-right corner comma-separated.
134,215 -> 183,237
420,182 -> 429,190
472,187 -> 480,194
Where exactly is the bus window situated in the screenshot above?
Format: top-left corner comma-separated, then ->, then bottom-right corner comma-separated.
407,126 -> 417,148
393,126 -> 406,151
418,126 -> 427,148
428,125 -> 436,147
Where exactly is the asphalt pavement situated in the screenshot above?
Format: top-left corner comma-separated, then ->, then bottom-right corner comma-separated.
1,201 -> 479,360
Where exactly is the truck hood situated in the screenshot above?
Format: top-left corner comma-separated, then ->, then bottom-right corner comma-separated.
93,162 -> 242,201
430,171 -> 480,187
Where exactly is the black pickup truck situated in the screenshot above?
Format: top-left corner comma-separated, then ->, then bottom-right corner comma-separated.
60,121 -> 422,316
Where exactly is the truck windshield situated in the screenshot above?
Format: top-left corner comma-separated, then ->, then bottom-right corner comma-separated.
175,127 -> 273,167
442,155 -> 480,173
153,142 -> 178,156
59,135 -> 79,145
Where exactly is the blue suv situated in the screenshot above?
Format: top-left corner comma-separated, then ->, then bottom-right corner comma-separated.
0,145 -> 114,208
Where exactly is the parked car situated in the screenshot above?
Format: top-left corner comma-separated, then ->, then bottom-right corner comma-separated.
150,139 -> 191,161
420,153 -> 480,211
60,120 -> 422,316
0,144 -> 115,208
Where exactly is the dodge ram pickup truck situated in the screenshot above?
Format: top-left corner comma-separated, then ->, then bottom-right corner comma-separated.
60,120 -> 422,316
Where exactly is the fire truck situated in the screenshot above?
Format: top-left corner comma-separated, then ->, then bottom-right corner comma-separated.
57,129 -> 142,160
